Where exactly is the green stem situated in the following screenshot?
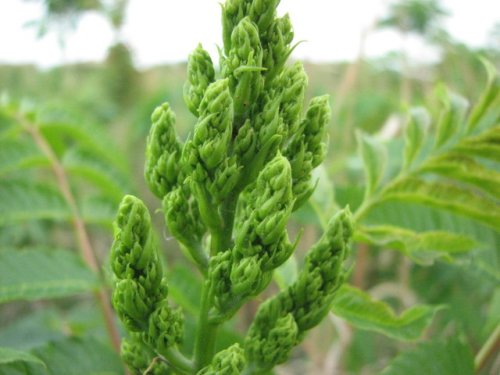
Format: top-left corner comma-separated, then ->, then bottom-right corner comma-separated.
161,347 -> 195,375
193,279 -> 218,370
193,194 -> 237,370
182,242 -> 209,276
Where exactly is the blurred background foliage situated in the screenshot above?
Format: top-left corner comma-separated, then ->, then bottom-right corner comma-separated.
0,0 -> 499,374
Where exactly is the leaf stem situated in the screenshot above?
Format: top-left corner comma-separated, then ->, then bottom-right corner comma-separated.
17,113 -> 122,354
475,324 -> 500,373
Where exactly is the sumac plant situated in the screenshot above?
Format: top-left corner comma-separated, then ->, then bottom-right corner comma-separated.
110,0 -> 353,373
109,0 -> 500,374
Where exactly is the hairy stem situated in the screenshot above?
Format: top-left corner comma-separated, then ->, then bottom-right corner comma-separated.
17,113 -> 122,353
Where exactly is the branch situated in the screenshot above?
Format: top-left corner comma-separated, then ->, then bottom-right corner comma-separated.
475,325 -> 500,373
16,113 -> 122,353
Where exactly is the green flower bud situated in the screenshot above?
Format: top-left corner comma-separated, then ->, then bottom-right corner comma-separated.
262,14 -> 294,84
258,232 -> 294,271
191,79 -> 233,170
223,17 -> 264,124
209,250 -> 233,312
145,103 -> 182,198
290,207 -> 353,331
222,0 -> 251,55
255,90 -> 282,143
235,153 -> 293,255
145,301 -> 184,355
121,334 -> 170,375
230,255 -> 262,295
113,278 -> 152,331
111,196 -> 153,275
245,208 -> 353,368
249,0 -> 281,36
278,62 -> 307,137
291,177 -> 315,211
234,119 -> 257,165
163,185 -> 206,249
230,17 -> 262,65
111,195 -> 163,291
207,156 -> 241,202
197,344 -> 246,375
245,312 -> 298,370
301,95 -> 331,168
184,44 -> 215,116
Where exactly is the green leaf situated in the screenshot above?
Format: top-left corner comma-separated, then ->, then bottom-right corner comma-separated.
332,285 -> 442,341
455,125 -> 500,162
62,148 -> 131,202
79,196 -> 117,227
0,138 -> 47,177
0,347 -> 45,368
383,177 -> 500,230
364,201 -> 500,279
434,87 -> 469,149
30,337 -> 122,375
0,248 -> 99,303
39,121 -> 129,176
0,181 -> 70,226
421,154 -> 500,197
403,107 -> 430,170
356,225 -> 476,264
379,337 -> 474,375
466,58 -> 499,134
356,131 -> 387,197
0,310 -> 65,351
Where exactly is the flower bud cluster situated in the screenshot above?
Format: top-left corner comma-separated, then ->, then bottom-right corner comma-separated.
121,334 -> 170,375
145,103 -> 183,199
111,195 -> 184,367
244,208 -> 353,371
209,154 -> 295,315
145,102 -> 206,258
285,95 -> 331,209
197,344 -> 246,375
184,44 -> 216,117
113,0 -> 341,373
222,16 -> 264,124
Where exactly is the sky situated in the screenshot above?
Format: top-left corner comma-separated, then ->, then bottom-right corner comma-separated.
0,0 -> 498,68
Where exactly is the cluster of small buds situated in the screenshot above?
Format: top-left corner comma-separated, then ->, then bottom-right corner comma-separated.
145,103 -> 183,198
184,44 -> 215,117
111,0 -> 350,373
208,153 -> 296,316
285,94 -> 331,209
244,208 -> 353,371
110,196 -> 184,367
197,344 -> 246,375
121,334 -> 171,374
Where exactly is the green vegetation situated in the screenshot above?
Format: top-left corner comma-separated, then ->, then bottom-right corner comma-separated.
0,0 -> 499,374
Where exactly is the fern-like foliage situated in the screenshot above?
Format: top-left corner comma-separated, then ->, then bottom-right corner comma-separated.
353,59 -> 499,268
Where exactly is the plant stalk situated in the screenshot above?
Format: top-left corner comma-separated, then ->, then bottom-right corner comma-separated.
475,325 -> 500,373
193,279 -> 218,370
193,194 -> 237,370
161,348 -> 195,375
17,113 -> 122,353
